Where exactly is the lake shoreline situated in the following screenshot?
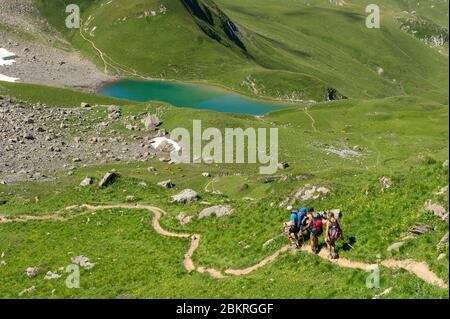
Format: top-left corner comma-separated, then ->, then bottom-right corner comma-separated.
97,78 -> 308,116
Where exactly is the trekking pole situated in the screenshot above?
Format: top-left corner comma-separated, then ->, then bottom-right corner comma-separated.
342,233 -> 354,249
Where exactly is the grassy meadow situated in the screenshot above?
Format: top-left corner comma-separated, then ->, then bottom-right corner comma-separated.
0,81 -> 448,298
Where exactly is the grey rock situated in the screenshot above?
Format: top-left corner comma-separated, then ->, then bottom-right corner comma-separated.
126,195 -> 136,202
380,176 -> 393,189
71,255 -> 95,270
18,286 -> 36,296
408,223 -> 434,236
199,205 -> 234,219
142,115 -> 161,131
80,177 -> 93,187
424,200 -> 448,221
172,189 -> 198,204
98,172 -> 117,187
437,232 -> 449,248
158,180 -> 175,189
177,212 -> 193,225
277,162 -> 290,170
44,271 -> 61,280
26,266 -> 40,278
108,111 -> 121,120
387,242 -> 404,252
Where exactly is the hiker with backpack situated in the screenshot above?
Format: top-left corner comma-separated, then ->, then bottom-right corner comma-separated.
304,207 -> 324,254
296,207 -> 308,247
325,212 -> 344,259
283,206 -> 301,249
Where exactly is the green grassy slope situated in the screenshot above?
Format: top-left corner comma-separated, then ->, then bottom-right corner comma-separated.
217,0 -> 448,102
35,0 -> 448,103
1,0 -> 447,299
0,82 -> 448,298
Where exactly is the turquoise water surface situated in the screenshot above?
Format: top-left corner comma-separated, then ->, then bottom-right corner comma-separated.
98,80 -> 290,115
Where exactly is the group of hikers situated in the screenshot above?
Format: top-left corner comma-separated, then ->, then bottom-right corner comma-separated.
283,206 -> 344,259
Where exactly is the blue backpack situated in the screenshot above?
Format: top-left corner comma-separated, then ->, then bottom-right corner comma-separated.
296,210 -> 307,229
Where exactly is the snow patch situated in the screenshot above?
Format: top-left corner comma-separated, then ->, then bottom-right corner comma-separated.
0,48 -> 19,82
0,48 -> 17,66
0,74 -> 19,82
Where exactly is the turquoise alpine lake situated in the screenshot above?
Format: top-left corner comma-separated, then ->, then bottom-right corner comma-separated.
98,80 -> 293,115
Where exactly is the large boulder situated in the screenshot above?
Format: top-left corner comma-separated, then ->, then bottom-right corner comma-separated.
98,172 -> 117,187
80,177 -> 93,187
199,205 -> 234,219
158,180 -> 175,189
142,115 -> 161,131
171,189 -> 198,204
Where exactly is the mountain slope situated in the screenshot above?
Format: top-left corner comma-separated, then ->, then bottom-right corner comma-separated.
216,0 -> 449,102
180,0 -> 247,53
35,0 -> 448,103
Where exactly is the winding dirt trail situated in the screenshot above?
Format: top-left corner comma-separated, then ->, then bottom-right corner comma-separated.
0,204 -> 447,288
304,107 -> 318,132
79,19 -> 148,79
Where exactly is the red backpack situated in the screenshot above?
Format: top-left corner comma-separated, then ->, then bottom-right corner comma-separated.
311,214 -> 323,233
